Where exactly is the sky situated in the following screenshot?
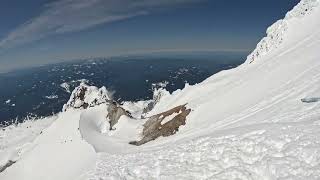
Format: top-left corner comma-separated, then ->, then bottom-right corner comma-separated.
0,0 -> 299,72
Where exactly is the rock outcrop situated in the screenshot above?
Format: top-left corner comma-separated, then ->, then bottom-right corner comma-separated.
130,104 -> 191,146
62,83 -> 111,111
0,160 -> 16,173
63,83 -> 136,131
142,84 -> 170,115
301,97 -> 320,103
107,102 -> 132,130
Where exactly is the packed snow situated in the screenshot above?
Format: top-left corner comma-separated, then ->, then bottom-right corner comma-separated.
83,120 -> 320,180
0,116 -> 57,173
1,0 -> 320,179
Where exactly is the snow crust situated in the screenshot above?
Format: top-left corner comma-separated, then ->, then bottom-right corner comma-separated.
84,120 -> 320,180
1,1 -> 320,179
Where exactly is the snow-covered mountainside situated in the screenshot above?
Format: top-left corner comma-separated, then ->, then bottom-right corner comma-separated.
1,0 -> 320,179
246,0 -> 320,63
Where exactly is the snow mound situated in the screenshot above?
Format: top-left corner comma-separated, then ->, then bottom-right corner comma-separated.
63,83 -> 112,111
246,0 -> 320,63
79,105 -> 144,153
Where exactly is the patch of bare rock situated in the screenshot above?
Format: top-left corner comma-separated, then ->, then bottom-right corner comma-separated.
130,104 -> 191,146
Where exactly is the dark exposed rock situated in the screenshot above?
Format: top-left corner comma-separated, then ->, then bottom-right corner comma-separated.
142,87 -> 169,115
142,101 -> 155,114
130,104 -> 191,146
301,97 -> 320,103
78,86 -> 87,101
63,83 -> 111,111
0,160 -> 16,173
107,102 -> 132,130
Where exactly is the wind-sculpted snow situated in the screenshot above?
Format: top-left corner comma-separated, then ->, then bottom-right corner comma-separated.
286,0 -> 319,18
79,105 -> 143,153
84,120 -> 320,180
246,0 -> 320,63
246,20 -> 288,64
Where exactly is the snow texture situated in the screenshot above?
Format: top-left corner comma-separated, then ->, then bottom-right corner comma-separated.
84,120 -> 320,180
0,116 -> 56,172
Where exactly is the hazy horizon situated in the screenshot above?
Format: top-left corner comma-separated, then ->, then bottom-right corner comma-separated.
0,0 -> 299,72
0,49 -> 249,73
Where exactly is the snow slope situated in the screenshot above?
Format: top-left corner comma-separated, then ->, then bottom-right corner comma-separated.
1,110 -> 97,180
1,0 -> 320,179
0,116 -> 56,172
85,120 -> 320,179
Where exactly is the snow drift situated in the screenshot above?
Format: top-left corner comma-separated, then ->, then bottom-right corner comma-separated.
1,0 -> 320,179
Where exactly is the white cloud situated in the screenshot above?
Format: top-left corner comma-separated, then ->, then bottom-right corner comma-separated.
0,0 -> 201,50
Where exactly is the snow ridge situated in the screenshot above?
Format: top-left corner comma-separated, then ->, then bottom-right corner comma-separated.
62,83 -> 111,111
246,0 -> 320,63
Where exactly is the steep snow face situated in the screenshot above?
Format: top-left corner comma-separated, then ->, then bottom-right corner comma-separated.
62,83 -> 112,111
246,0 -> 320,63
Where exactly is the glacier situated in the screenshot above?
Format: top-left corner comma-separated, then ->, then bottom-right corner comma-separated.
1,0 -> 320,179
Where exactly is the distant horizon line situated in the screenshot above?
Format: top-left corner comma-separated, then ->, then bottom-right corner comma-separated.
0,48 -> 251,74
68,48 -> 251,61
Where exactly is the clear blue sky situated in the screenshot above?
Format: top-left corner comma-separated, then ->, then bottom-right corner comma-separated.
0,0 -> 299,72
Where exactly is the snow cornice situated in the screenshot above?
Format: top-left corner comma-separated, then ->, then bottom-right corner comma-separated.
246,0 -> 320,64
